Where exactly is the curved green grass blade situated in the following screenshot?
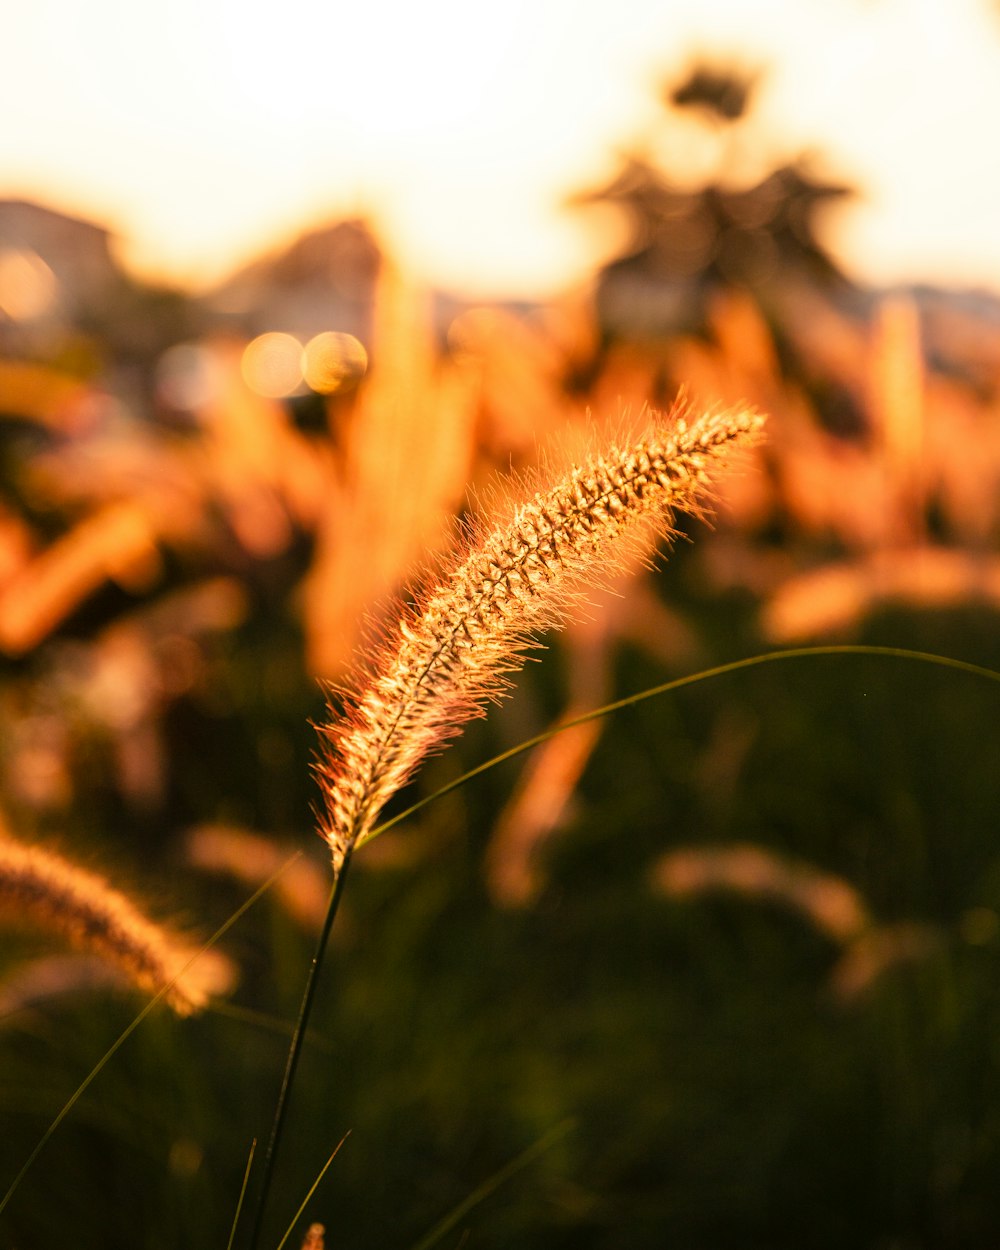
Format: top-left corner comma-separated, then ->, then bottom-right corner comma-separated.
362,644 -> 1000,847
409,1118 -> 575,1250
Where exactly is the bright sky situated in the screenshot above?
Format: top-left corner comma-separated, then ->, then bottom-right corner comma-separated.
4,0 -> 1000,298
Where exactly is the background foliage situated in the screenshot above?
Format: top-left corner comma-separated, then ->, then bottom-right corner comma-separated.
3,69 -> 1000,1249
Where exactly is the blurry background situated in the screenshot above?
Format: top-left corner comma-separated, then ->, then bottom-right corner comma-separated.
4,1 -> 1000,1247
6,0 -> 1000,298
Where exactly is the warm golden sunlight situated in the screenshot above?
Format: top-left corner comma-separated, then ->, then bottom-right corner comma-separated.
7,2 -> 1000,1246
5,0 -> 1000,296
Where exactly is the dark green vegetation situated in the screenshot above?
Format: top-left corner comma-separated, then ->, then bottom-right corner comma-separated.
4,567 -> 1000,1250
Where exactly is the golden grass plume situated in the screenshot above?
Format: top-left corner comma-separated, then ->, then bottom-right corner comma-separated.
316,398 -> 765,870
0,833 -> 231,1016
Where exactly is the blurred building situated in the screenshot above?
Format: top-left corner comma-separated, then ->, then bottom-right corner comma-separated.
204,218 -> 382,343
0,199 -> 122,352
0,199 -> 204,396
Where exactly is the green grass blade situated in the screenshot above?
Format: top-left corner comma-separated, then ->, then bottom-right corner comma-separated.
273,1131 -> 350,1250
226,1138 -> 257,1250
363,644 -> 1000,846
409,1118 -> 575,1250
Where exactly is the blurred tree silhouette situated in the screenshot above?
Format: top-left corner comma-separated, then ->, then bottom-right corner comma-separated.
573,64 -> 853,348
667,64 -> 757,122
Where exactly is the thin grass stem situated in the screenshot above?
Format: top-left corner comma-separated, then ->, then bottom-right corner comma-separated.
245,844 -> 354,1250
273,1132 -> 350,1250
227,1139 -> 257,1250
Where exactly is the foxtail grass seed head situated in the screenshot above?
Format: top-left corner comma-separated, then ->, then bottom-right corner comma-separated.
0,835 -> 227,1015
317,400 -> 765,871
